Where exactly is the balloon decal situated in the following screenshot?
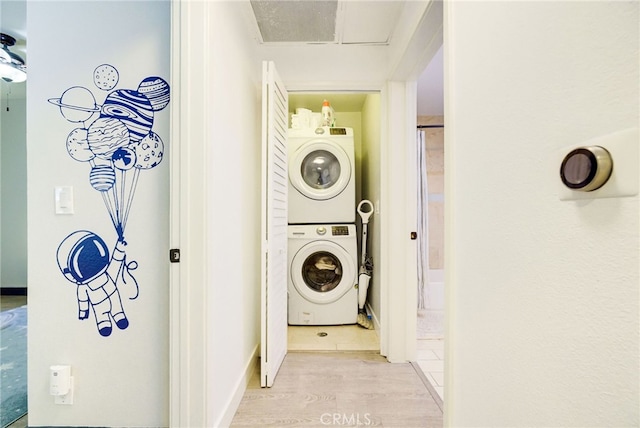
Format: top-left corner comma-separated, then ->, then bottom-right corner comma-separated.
50,64 -> 169,337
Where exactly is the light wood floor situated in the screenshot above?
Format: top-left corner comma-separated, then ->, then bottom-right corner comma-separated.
0,294 -> 26,311
2,297 -> 441,427
231,352 -> 443,427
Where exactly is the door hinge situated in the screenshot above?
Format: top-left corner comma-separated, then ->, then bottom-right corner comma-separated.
410,232 -> 417,240
169,248 -> 181,263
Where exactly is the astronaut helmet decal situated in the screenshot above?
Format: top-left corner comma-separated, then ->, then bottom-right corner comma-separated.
57,230 -> 110,284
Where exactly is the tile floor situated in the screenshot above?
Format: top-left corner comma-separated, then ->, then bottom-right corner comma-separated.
288,324 -> 379,352
416,338 -> 445,402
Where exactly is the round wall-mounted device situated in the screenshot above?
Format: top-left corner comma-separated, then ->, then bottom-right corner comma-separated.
560,146 -> 613,192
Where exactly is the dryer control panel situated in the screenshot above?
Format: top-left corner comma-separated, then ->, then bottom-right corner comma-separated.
331,226 -> 350,236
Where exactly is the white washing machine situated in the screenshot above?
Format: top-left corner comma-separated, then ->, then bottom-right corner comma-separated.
288,127 -> 355,224
288,224 -> 358,325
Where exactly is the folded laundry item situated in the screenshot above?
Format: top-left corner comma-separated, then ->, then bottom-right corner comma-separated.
315,256 -> 336,270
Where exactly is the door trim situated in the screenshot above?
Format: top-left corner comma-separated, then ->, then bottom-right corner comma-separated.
170,1 -> 209,425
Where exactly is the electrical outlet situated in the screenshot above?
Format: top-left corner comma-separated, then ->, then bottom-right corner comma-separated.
54,377 -> 74,405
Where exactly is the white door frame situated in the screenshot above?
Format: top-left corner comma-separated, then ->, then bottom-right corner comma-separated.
383,0 -> 444,363
168,0 -> 445,423
169,1 -> 209,426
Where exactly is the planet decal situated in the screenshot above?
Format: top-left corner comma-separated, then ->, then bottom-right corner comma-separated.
137,77 -> 170,112
50,65 -> 172,295
48,86 -> 100,123
94,64 -> 119,91
134,132 -> 164,169
89,164 -> 116,191
66,128 -> 95,162
112,147 -> 137,170
87,117 -> 130,160
100,89 -> 154,142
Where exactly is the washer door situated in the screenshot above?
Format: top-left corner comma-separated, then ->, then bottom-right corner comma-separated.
290,240 -> 356,304
289,140 -> 352,201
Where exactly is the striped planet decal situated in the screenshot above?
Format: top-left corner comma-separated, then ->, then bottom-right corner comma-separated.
87,117 -> 130,160
137,77 -> 170,111
100,89 -> 154,142
89,164 -> 116,191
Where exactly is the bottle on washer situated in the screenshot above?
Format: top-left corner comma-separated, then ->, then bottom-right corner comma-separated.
321,99 -> 334,127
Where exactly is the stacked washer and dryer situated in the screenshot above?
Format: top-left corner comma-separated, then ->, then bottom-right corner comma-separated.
287,126 -> 359,325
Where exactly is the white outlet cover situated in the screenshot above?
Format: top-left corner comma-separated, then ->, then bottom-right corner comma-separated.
557,128 -> 639,201
54,377 -> 74,405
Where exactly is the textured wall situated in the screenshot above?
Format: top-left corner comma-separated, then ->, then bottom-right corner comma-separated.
447,1 -> 639,426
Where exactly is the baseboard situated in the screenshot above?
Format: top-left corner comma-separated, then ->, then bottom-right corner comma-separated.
1,287 -> 27,296
215,343 -> 260,427
365,302 -> 381,332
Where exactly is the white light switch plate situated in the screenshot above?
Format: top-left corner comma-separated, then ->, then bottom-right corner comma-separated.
55,186 -> 74,214
557,128 -> 638,201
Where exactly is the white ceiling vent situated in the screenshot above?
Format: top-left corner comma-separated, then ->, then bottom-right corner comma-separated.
249,0 -> 404,45
250,1 -> 338,43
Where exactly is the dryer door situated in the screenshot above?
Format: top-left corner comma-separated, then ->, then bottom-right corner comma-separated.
289,140 -> 352,201
290,240 -> 356,304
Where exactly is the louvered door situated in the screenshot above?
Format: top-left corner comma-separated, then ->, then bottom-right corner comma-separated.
260,61 -> 289,387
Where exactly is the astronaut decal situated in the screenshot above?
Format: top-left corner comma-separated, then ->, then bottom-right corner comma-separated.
50,65 -> 169,337
57,231 -> 138,337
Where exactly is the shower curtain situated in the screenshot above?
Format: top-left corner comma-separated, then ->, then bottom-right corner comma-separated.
416,130 -> 429,310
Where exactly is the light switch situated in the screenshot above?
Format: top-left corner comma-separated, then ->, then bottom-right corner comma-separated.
55,186 -> 74,214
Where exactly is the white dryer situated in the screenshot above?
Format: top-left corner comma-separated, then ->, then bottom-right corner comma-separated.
288,224 -> 358,325
288,127 -> 355,224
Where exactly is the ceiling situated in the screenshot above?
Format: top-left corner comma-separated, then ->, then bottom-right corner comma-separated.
0,0 -> 27,61
249,0 -> 403,45
0,0 -> 442,115
248,0 -> 443,116
417,44 -> 443,116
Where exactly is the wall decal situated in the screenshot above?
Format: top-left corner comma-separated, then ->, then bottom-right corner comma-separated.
49,64 -> 169,337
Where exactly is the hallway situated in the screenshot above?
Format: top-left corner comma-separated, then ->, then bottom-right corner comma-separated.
231,352 -> 443,427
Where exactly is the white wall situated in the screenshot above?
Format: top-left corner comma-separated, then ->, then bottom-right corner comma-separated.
28,2 -> 170,426
168,1 -> 263,425
0,81 -> 27,288
446,1 -> 639,426
204,2 -> 263,426
361,94 -> 382,322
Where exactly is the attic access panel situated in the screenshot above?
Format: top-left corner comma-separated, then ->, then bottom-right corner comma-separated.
250,1 -> 338,43
250,0 -> 403,45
